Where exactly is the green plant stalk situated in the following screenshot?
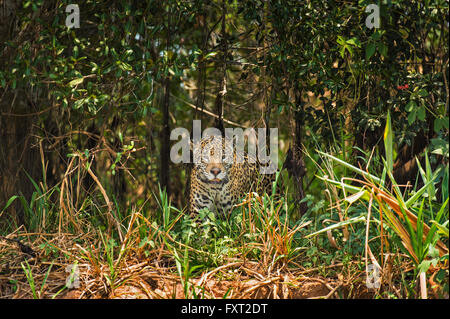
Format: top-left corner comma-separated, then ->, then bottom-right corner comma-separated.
384,110 -> 393,173
305,215 -> 366,238
317,150 -> 382,184
98,229 -> 117,288
39,262 -> 54,298
21,260 -> 37,299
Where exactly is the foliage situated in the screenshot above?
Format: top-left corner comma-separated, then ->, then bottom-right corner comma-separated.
0,0 -> 448,299
314,111 -> 449,298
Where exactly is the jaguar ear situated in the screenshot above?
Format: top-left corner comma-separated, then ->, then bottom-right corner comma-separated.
190,139 -> 203,164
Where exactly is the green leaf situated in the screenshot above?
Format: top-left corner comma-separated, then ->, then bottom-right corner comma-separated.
2,195 -> 19,213
138,236 -> 148,248
418,260 -> 432,273
204,51 -> 218,59
428,245 -> 440,259
365,42 -> 376,60
384,110 -> 393,173
430,220 -> 449,238
417,89 -> 428,97
417,106 -> 426,121
345,190 -> 366,204
424,150 -> 435,200
379,42 -> 388,57
118,61 -> 132,71
69,77 -> 84,87
405,100 -> 416,112
405,167 -> 441,208
346,37 -> 361,47
434,117 -> 449,133
408,110 -> 417,124
442,165 -> 449,202
318,176 -> 370,200
339,46 -> 346,58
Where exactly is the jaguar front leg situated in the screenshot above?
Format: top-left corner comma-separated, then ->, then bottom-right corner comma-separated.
189,190 -> 214,217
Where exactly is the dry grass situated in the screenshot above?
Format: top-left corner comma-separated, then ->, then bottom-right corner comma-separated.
0,146 -> 447,299
0,225 -> 415,299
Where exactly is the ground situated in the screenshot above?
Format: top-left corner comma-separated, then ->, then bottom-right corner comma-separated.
0,232 -> 410,299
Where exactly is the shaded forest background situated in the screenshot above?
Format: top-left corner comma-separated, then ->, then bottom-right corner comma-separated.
0,0 -> 447,242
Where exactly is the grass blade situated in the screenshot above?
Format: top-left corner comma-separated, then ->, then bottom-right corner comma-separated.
384,110 -> 393,173
305,215 -> 366,238
317,150 -> 381,184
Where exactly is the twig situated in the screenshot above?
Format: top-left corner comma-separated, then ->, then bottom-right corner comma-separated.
241,276 -> 281,297
170,93 -> 248,128
0,105 -> 56,117
197,262 -> 243,287
82,160 -> 124,242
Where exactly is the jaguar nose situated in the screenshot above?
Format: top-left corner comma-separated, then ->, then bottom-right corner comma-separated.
210,167 -> 221,176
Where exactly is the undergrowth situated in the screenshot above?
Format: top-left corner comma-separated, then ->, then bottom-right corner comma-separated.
0,116 -> 448,299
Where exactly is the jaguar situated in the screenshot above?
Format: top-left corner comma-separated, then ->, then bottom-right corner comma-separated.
188,135 -> 276,216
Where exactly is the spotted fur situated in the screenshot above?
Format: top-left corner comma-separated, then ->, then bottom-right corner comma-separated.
188,135 -> 275,216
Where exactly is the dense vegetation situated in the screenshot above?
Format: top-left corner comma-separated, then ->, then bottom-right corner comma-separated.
0,0 -> 448,299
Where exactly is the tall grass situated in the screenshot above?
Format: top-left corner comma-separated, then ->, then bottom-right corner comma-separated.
1,115 -> 448,298
310,111 -> 449,298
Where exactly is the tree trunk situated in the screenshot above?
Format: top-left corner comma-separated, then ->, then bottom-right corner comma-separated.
160,6 -> 171,196
283,92 -> 307,215
214,0 -> 227,136
0,0 -> 41,227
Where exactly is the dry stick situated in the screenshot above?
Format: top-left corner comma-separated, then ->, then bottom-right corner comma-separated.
59,157 -> 79,234
82,160 -> 123,242
67,159 -> 79,225
307,282 -> 343,299
136,280 -> 158,299
325,283 -> 343,299
115,210 -> 140,269
273,283 -> 278,299
241,276 -> 281,297
419,271 -> 428,299
214,0 -> 227,133
241,265 -> 266,281
324,189 -> 340,249
305,277 -> 336,292
39,140 -> 47,230
197,261 -> 243,287
365,194 -> 374,284
336,181 -> 350,241
379,191 -> 385,266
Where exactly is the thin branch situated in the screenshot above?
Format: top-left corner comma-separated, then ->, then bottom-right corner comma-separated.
170,92 -> 248,128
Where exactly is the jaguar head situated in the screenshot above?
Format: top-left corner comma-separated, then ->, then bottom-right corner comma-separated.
192,136 -> 234,185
